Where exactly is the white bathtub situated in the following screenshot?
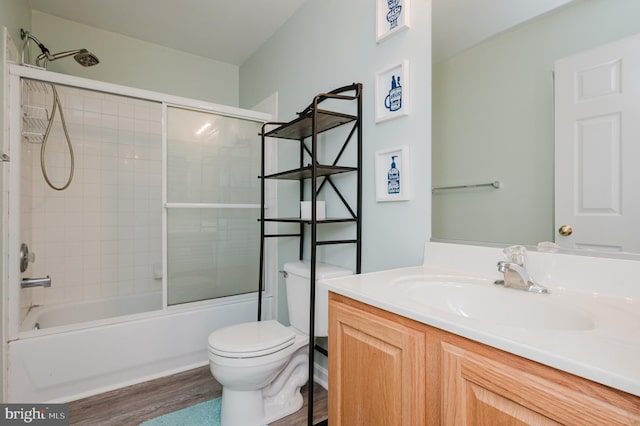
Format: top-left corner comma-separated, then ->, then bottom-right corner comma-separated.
19,293 -> 164,333
7,294 -> 271,402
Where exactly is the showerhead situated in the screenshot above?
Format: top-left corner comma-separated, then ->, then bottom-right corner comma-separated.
73,49 -> 100,67
20,28 -> 100,69
36,48 -> 100,68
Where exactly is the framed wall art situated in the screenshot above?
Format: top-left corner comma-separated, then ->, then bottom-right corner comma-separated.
375,60 -> 410,123
376,0 -> 410,43
375,145 -> 411,202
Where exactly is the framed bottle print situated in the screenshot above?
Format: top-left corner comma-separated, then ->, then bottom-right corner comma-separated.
375,145 -> 411,202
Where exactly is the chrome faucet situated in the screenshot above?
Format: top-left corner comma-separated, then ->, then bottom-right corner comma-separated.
19,243 -> 52,288
21,276 -> 51,288
494,245 -> 549,294
495,261 -> 549,294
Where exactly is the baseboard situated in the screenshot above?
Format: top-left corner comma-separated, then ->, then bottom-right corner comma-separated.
313,362 -> 328,391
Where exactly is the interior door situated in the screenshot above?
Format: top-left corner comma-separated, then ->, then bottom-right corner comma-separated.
554,33 -> 640,252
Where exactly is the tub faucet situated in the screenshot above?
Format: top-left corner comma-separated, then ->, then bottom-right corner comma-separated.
21,276 -> 51,288
495,261 -> 549,294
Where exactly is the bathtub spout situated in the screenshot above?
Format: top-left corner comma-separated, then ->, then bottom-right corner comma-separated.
21,276 -> 51,288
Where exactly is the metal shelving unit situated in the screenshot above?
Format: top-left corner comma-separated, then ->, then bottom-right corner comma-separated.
257,83 -> 363,426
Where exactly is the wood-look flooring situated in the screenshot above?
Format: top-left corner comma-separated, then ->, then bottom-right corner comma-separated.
69,366 -> 328,426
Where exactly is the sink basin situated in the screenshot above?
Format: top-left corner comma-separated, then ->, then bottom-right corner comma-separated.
391,275 -> 596,331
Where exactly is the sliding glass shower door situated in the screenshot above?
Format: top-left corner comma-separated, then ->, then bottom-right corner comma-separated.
166,106 -> 263,305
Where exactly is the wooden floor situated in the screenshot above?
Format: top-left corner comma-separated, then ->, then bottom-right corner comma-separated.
69,366 -> 328,425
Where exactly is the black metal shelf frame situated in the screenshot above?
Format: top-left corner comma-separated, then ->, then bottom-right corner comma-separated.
257,83 -> 362,426
264,164 -> 357,181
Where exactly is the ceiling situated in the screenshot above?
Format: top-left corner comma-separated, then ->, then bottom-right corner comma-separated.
432,0 -> 574,62
27,0 -> 306,66
27,0 -> 573,66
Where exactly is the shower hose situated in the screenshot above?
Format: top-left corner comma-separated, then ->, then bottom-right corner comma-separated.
41,84 -> 74,191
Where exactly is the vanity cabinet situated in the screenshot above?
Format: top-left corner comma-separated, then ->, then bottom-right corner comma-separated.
438,338 -> 640,425
328,293 -> 640,425
328,293 -> 426,425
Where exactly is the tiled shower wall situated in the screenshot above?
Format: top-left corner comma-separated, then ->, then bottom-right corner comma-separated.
20,81 -> 162,309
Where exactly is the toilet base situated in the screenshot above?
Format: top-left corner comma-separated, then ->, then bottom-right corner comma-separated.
219,386 -> 305,426
263,349 -> 308,423
218,346 -> 309,426
221,388 -> 265,426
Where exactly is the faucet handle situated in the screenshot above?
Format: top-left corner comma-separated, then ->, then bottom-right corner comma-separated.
503,245 -> 527,266
19,243 -> 36,273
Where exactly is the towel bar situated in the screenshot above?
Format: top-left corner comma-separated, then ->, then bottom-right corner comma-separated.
432,180 -> 501,192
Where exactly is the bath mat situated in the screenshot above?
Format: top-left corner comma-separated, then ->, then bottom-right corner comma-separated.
139,398 -> 221,426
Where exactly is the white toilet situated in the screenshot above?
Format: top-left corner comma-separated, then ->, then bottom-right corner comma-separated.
207,260 -> 352,426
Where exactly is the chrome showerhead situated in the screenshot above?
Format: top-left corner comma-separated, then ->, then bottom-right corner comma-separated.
20,28 -> 100,69
36,48 -> 100,68
72,49 -> 100,67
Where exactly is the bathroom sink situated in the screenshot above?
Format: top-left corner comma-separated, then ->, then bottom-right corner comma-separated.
391,275 -> 596,331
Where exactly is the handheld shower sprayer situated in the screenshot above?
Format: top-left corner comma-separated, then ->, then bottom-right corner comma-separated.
20,28 -> 100,69
18,28 -> 100,191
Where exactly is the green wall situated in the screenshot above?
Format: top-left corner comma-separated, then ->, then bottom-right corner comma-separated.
240,0 -> 432,274
240,0 -> 431,373
432,0 -> 640,246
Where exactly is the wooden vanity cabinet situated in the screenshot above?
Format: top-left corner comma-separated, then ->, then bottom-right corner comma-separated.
328,292 -> 427,425
328,293 -> 640,426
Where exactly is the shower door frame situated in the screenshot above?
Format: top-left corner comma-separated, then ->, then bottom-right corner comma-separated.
5,64 -> 276,343
163,103 -> 273,306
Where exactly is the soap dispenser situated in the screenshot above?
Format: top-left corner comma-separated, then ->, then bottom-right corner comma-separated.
387,155 -> 400,194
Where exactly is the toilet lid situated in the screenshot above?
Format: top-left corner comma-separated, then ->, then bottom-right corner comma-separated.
208,320 -> 296,358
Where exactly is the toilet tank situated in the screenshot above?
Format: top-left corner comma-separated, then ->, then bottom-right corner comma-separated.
283,260 -> 352,337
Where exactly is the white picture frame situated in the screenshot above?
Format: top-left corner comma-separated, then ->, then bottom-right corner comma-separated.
375,60 -> 410,123
376,0 -> 410,43
375,145 -> 411,202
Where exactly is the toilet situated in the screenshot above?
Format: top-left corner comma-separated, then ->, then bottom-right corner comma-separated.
207,260 -> 352,426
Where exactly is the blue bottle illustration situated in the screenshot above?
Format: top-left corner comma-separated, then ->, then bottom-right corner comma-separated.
387,155 -> 400,194
384,76 -> 402,112
386,0 -> 402,30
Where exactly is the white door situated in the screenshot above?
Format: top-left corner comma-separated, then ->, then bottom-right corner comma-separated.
554,33 -> 640,253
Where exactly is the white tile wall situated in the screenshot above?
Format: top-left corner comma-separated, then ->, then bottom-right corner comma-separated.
20,82 -> 162,308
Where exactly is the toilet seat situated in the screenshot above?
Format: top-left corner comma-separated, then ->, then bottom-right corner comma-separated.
208,320 -> 296,358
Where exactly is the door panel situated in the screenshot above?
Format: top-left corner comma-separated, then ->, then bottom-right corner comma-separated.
554,33 -> 640,252
165,106 -> 262,305
440,341 -> 636,425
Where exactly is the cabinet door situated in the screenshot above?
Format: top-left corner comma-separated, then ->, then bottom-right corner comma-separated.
329,297 -> 426,426
440,341 -> 640,426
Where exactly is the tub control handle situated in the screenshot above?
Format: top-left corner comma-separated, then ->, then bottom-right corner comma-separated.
20,243 -> 35,273
21,276 -> 51,288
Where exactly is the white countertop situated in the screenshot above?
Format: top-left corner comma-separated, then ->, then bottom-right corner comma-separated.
319,242 -> 640,397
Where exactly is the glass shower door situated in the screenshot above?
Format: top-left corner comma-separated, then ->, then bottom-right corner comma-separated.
166,106 -> 263,305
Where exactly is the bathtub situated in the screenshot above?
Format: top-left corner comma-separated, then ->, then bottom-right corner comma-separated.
19,293 -> 163,333
7,293 -> 271,402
